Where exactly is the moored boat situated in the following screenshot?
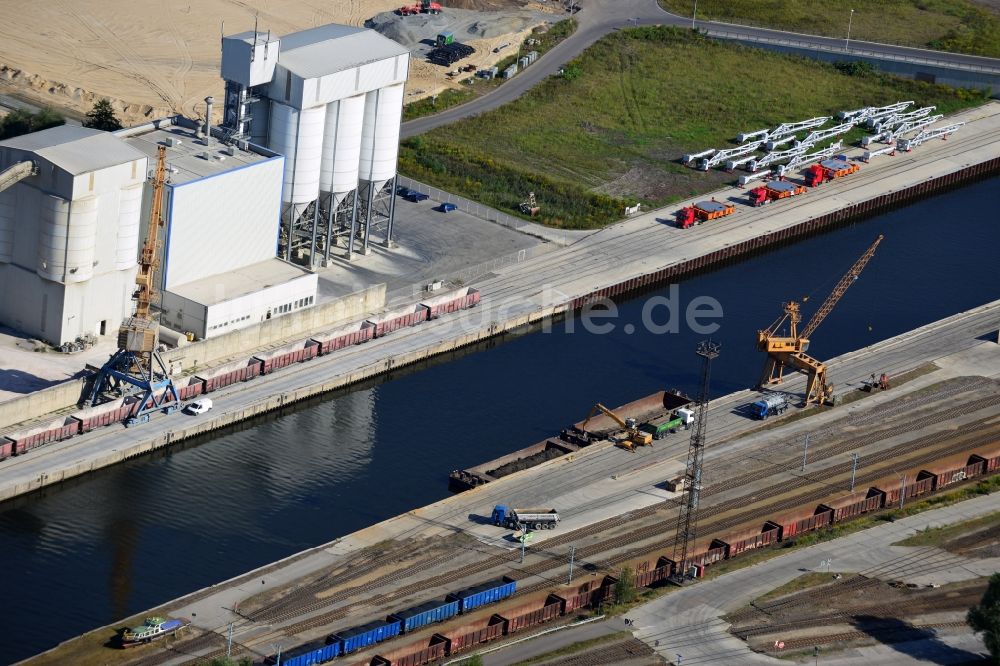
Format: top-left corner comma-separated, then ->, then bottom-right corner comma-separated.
119,616 -> 188,647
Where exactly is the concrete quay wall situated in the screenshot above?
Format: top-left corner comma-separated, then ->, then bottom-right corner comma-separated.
2,113 -> 1000,500
0,285 -> 386,432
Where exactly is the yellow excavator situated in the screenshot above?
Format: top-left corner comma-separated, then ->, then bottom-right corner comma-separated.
757,235 -> 882,406
582,403 -> 653,451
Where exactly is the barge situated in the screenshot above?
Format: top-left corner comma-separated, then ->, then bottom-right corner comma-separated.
448,390 -> 692,492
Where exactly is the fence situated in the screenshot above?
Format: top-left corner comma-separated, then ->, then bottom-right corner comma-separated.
396,175 -> 536,235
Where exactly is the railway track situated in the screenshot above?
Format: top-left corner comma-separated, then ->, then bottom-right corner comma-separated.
501,418 -> 1000,603
762,620 -> 971,652
250,405 -> 1000,633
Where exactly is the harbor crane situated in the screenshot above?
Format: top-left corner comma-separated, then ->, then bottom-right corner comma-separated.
756,235 -> 883,406
88,145 -> 179,425
581,403 -> 652,451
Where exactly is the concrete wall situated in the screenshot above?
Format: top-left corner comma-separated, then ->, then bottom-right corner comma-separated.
0,378 -> 85,431
161,283 -> 385,373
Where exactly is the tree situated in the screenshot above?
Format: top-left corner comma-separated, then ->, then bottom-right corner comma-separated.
968,572 -> 1000,662
615,566 -> 638,605
0,107 -> 65,140
83,97 -> 122,131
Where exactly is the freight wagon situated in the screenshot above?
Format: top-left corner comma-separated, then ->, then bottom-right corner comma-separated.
329,619 -> 402,654
311,322 -> 376,355
254,341 -> 319,375
1,288 -> 485,458
268,450 -> 1000,666
419,287 -> 480,319
264,640 -> 340,666
390,599 -> 459,633
447,578 -> 517,613
366,304 -> 429,338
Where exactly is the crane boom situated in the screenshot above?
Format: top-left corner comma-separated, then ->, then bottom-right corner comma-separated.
134,145 -> 167,321
800,234 -> 883,340
582,403 -> 627,431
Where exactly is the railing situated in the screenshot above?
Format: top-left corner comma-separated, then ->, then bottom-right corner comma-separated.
702,26 -> 1000,74
391,245 -> 546,303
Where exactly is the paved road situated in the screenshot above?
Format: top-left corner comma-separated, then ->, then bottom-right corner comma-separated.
628,491 -> 1000,665
401,0 -> 1000,138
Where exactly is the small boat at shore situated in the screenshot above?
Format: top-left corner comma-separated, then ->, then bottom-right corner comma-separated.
119,616 -> 188,647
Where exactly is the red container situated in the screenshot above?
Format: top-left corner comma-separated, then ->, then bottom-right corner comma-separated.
367,307 -> 429,338
635,564 -> 670,588
420,287 -> 481,319
200,363 -> 261,391
908,476 -> 935,498
177,379 -> 205,401
560,590 -> 593,614
372,636 -> 448,666
507,601 -> 561,633
312,322 -> 375,355
448,617 -> 506,654
0,438 -> 13,459
936,461 -> 985,490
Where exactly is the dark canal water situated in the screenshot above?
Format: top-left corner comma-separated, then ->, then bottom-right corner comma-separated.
1,178 -> 999,661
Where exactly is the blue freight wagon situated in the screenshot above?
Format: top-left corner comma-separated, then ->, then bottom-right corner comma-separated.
390,599 -> 460,633
265,640 -> 340,666
329,619 -> 402,654
448,578 -> 517,613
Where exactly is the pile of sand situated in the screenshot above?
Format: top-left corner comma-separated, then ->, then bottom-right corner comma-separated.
0,0 -> 559,126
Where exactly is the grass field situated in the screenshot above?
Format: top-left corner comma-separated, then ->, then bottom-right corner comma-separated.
658,0 -> 1000,58
399,27 -> 989,228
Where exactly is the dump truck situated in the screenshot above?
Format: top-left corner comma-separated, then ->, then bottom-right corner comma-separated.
492,505 -> 559,530
750,393 -> 789,420
677,200 -> 735,229
399,0 -> 442,15
639,408 -> 695,440
805,157 -> 860,187
748,180 -> 806,207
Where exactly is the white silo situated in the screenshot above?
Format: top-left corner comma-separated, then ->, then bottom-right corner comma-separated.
38,195 -> 99,283
320,94 -> 365,209
115,183 -> 143,270
359,83 -> 405,193
219,22 -> 409,263
270,103 -> 326,207
0,189 -> 13,263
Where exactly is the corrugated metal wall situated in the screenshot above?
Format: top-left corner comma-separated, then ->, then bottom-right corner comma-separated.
163,158 -> 283,290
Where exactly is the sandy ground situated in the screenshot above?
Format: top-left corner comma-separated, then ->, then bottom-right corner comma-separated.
0,0 -> 559,126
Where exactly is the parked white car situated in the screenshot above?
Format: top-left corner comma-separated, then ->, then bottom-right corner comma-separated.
185,398 -> 213,415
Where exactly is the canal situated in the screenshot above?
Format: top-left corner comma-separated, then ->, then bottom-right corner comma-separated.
2,177 -> 999,661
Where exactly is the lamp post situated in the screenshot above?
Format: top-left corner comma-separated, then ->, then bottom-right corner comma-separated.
691,0 -> 698,30
845,9 -> 855,51
850,453 -> 859,491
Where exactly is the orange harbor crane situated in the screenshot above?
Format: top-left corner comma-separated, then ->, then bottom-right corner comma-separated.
88,145 -> 179,425
756,235 -> 883,406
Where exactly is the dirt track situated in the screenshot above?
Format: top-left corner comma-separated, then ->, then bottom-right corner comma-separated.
0,0 -> 556,125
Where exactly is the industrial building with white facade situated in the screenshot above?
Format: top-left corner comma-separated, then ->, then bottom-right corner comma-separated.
0,126 -> 149,346
0,21 -> 407,346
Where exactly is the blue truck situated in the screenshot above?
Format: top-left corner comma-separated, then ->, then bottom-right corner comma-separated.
492,505 -> 560,530
750,393 -> 789,420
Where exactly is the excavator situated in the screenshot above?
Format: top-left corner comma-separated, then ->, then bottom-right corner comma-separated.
581,403 -> 653,451
756,235 -> 883,406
